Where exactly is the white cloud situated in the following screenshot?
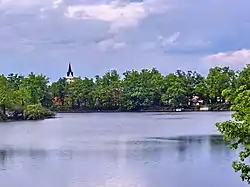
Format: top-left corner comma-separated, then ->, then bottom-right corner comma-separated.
165,32 -> 180,44
158,32 -> 180,47
53,0 -> 63,9
202,49 -> 250,67
64,0 -> 168,32
156,32 -> 211,54
97,38 -> 126,51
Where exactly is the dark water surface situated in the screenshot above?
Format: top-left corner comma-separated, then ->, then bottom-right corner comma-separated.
0,112 -> 248,187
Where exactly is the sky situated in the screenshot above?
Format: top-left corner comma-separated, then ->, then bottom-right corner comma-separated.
0,0 -> 250,81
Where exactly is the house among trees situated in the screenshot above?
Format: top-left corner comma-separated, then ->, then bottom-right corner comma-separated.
190,95 -> 204,106
52,97 -> 63,105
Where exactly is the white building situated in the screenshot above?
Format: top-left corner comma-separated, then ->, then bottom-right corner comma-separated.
66,63 -> 74,83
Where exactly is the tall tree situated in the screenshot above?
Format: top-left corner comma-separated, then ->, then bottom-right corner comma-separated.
50,77 -> 68,105
92,70 -> 121,110
7,73 -> 25,90
206,67 -> 237,103
121,68 -> 163,111
161,73 -> 187,108
0,75 -> 11,115
217,85 -> 250,184
23,73 -> 50,105
237,64 -> 250,89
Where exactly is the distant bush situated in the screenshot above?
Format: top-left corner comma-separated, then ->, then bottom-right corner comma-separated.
209,103 -> 230,111
24,104 -> 55,120
194,105 -> 201,111
50,105 -> 70,112
0,111 -> 7,121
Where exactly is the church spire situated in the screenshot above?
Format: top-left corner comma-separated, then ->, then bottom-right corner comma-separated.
66,62 -> 74,83
67,62 -> 74,77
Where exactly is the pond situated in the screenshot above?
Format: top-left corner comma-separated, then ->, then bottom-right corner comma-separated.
0,112 -> 248,187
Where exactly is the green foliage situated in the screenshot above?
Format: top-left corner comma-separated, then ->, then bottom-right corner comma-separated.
160,70 -> 205,108
24,104 -> 55,120
207,67 -> 237,103
216,85 -> 250,184
43,66 -> 244,112
216,66 -> 250,183
0,66 -> 242,119
91,70 -> 121,110
0,73 -> 54,121
0,75 -> 12,115
24,73 -> 50,105
122,68 -> 163,111
161,73 -> 187,107
50,77 -> 68,105
0,110 -> 7,121
237,65 -> 250,89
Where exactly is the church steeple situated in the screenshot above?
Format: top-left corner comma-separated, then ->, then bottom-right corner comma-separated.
67,62 -> 74,77
66,62 -> 74,83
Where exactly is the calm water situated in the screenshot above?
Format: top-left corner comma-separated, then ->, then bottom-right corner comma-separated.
0,112 -> 248,187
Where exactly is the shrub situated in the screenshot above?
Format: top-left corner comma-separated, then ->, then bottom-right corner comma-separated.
24,104 -> 55,120
0,111 -> 7,121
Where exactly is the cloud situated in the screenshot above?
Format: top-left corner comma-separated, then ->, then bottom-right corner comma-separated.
157,32 -> 211,55
53,0 -> 63,9
64,0 -> 168,32
202,49 -> 250,68
1,0 -> 250,80
157,32 -> 181,50
97,38 -> 126,51
158,32 -> 180,45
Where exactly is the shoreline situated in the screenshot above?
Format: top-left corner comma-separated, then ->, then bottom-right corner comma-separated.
0,117 -> 55,123
53,103 -> 231,114
55,109 -> 231,114
0,110 -> 231,123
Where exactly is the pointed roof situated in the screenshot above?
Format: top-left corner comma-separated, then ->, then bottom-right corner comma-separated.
67,62 -> 74,77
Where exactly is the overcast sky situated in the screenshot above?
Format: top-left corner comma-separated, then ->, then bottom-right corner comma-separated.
0,0 -> 250,81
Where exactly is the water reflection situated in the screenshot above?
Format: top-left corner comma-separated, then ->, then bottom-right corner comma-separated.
0,149 -> 7,169
209,135 -> 227,145
0,135 -> 232,169
29,149 -> 47,160
0,137 -> 246,187
209,135 -> 233,162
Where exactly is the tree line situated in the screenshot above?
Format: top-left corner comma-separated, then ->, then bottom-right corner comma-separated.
1,65 -> 250,119
50,65 -> 249,112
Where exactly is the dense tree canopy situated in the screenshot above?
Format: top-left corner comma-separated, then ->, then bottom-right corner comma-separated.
0,73 -> 54,121
0,65 -> 247,120
206,67 -> 237,103
216,65 -> 250,184
0,66 -> 242,117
